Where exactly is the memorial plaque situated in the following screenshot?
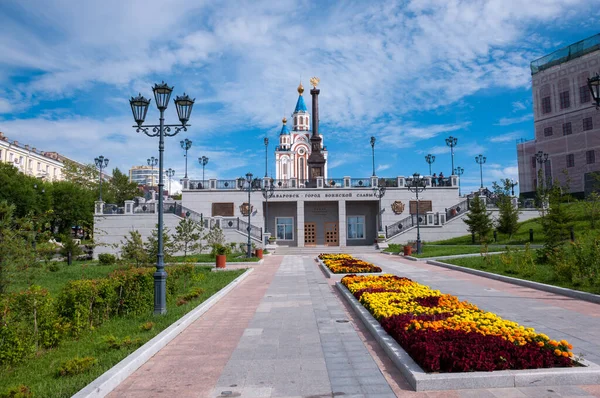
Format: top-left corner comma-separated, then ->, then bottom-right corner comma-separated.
409,200 -> 432,215
212,202 -> 234,216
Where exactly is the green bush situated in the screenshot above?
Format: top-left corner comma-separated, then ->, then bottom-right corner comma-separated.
56,356 -> 97,377
98,253 -> 117,265
139,321 -> 154,331
102,334 -> 142,350
47,263 -> 60,272
0,385 -> 33,398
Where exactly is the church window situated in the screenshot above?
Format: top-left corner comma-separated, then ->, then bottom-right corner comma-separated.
294,116 -> 297,126
283,163 -> 288,175
299,157 -> 305,180
305,117 -> 308,126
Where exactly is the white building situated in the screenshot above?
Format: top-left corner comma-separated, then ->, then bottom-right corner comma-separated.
129,165 -> 160,186
0,132 -> 64,181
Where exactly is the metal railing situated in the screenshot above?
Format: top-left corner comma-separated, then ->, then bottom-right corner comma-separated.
325,178 -> 344,188
379,178 -> 398,188
351,178 -> 371,187
445,199 -> 469,222
216,179 -> 238,189
431,177 -> 452,187
188,180 -> 208,189
385,214 -> 416,238
237,217 -> 263,241
103,204 -> 124,214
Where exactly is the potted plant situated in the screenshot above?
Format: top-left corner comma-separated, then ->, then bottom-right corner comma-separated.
268,236 -> 277,244
214,244 -> 228,268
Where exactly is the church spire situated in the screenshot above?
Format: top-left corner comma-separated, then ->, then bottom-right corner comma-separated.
293,81 -> 309,131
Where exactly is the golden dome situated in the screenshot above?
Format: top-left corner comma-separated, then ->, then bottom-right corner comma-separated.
297,83 -> 304,95
282,117 -> 287,124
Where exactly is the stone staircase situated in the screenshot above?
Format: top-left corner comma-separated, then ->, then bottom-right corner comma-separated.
273,245 -> 380,255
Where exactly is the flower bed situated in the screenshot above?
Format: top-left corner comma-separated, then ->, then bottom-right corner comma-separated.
341,274 -> 574,373
318,254 -> 382,274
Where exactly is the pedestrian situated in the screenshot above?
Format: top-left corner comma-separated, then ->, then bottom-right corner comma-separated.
438,171 -> 444,186
432,173 -> 437,187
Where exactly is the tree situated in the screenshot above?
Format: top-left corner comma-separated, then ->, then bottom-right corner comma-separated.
0,163 -> 51,217
61,159 -> 99,191
539,185 -> 574,262
108,168 -> 140,206
492,179 -> 521,239
50,181 -> 95,235
463,196 -> 494,243
173,218 -> 203,258
120,230 -> 148,266
145,226 -> 176,263
204,226 -> 226,257
584,192 -> 600,229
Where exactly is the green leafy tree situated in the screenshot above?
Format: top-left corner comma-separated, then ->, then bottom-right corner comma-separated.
204,227 -> 226,257
0,163 -> 52,217
173,218 -> 203,258
492,179 -> 521,239
61,159 -> 99,191
584,192 -> 600,229
50,181 -> 95,235
145,226 -> 176,263
120,230 -> 148,266
463,196 -> 494,243
538,185 -> 574,262
108,168 -> 140,206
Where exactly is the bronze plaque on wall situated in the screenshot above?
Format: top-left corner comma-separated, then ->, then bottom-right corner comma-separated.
212,202 -> 234,216
409,200 -> 432,214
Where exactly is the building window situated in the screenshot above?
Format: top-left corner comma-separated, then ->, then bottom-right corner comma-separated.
562,122 -> 572,136
580,85 -> 591,103
559,90 -> 570,109
583,117 -> 593,131
276,217 -> 293,240
37,162 -> 40,170
28,159 -> 32,169
541,96 -> 552,114
531,156 -> 536,168
587,150 -> 596,164
566,154 -> 575,168
9,153 -> 13,162
347,216 -> 365,239
543,127 -> 553,137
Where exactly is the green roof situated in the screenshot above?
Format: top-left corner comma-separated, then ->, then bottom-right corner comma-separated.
530,33 -> 600,75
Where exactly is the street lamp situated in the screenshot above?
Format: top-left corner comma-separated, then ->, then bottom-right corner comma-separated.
445,136 -> 458,175
425,154 -> 435,176
454,166 -> 464,196
166,168 -> 175,196
238,173 -> 257,258
475,154 -> 486,189
407,173 -> 426,254
180,138 -> 192,178
510,179 -> 518,197
198,156 -> 209,188
372,180 -> 386,232
588,73 -> 600,108
147,156 -> 158,187
129,82 -> 195,315
370,136 -> 376,176
535,151 -> 549,189
261,178 -> 275,234
94,155 -> 109,201
264,137 -> 269,177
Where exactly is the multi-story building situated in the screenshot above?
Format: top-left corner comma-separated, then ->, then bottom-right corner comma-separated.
0,132 -> 64,181
129,165 -> 160,186
517,33 -> 600,198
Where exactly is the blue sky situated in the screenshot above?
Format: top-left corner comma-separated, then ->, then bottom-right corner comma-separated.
0,0 -> 598,194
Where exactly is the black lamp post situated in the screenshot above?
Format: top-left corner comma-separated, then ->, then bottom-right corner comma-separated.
445,136 -> 458,175
407,173 -> 426,254
238,173 -> 257,258
475,154 -> 486,189
94,155 -> 109,201
129,82 -> 195,315
510,178 -> 518,196
454,166 -> 464,196
264,137 -> 269,177
588,73 -> 600,108
198,156 -> 209,188
373,180 -> 386,232
180,138 -> 192,178
166,168 -> 175,196
370,136 -> 376,176
535,151 -> 549,189
261,178 -> 275,234
425,154 -> 435,176
147,156 -> 158,187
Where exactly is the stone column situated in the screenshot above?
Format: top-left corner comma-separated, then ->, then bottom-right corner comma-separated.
338,200 -> 346,247
297,200 -> 305,247
124,200 -> 134,214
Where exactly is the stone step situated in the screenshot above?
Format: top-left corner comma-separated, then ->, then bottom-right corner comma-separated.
273,245 -> 380,255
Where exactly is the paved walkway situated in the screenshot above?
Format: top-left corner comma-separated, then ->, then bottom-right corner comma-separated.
111,253 -> 600,398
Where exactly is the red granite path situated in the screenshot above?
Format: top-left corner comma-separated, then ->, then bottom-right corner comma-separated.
109,256 -> 282,398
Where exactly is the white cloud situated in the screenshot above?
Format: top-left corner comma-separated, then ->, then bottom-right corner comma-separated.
495,114 -> 533,126
376,164 -> 391,172
489,131 -> 523,143
511,101 -> 527,112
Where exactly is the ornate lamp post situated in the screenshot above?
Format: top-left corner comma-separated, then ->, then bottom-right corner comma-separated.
166,168 -> 175,196
454,166 -> 464,196
198,156 -> 209,188
588,73 -> 600,108
94,155 -> 109,201
372,180 -> 386,232
238,172 -> 257,258
129,82 -> 195,315
510,178 -> 518,197
475,154 -> 486,189
264,137 -> 269,177
261,178 -> 275,234
535,151 -> 549,189
180,138 -> 192,178
425,154 -> 435,176
370,136 -> 376,176
445,136 -> 458,175
147,156 -> 158,187
407,173 -> 426,254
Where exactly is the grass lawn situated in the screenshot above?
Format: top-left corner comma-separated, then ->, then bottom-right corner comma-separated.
170,252 -> 260,263
0,264 -> 245,398
384,243 -> 520,258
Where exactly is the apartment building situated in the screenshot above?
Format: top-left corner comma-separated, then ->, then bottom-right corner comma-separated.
0,132 -> 64,180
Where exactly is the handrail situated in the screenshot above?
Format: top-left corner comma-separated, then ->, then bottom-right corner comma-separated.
445,199 -> 469,221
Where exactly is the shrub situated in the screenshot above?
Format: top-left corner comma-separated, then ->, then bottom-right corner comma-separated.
120,231 -> 148,266
56,356 -> 97,377
139,321 -> 154,331
59,234 -> 82,263
103,335 -> 142,350
47,263 -> 60,272
98,253 -> 117,266
0,385 -> 33,398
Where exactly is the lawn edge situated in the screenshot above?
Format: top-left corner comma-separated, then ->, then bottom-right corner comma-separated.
316,257 -> 382,280
335,281 -> 600,391
72,268 -> 254,398
426,259 -> 600,305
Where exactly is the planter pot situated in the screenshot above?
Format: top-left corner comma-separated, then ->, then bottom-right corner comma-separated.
255,248 -> 263,259
403,245 -> 412,256
216,254 -> 226,268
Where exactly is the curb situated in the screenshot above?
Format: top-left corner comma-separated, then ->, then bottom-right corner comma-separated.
426,259 -> 600,305
335,281 -> 600,391
73,268 -> 254,398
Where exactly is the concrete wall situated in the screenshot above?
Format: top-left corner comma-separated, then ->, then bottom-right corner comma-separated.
346,201 -> 378,246
266,202 -> 297,246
